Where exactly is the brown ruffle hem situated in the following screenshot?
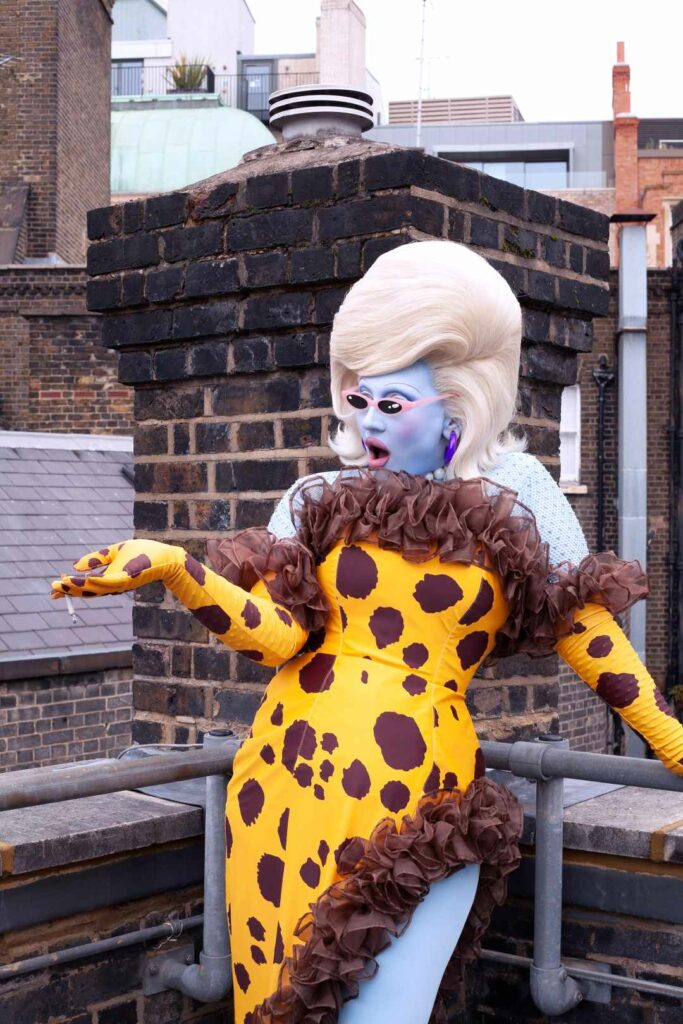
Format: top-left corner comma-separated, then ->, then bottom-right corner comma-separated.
206,471 -> 648,1022
247,779 -> 523,1024
207,469 -> 648,661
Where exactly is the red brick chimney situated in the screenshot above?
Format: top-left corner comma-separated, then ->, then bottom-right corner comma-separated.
612,41 -> 639,211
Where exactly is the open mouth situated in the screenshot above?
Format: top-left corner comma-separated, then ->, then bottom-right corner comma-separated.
365,437 -> 391,469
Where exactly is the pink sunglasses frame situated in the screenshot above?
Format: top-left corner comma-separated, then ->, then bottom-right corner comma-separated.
341,389 -> 455,415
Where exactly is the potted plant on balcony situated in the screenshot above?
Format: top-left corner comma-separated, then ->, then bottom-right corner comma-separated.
166,53 -> 214,94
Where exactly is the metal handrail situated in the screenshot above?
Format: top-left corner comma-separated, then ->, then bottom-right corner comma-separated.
1,738 -> 682,1012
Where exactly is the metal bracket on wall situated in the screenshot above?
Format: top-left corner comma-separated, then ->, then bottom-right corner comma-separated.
563,958 -> 612,1004
143,944 -> 195,996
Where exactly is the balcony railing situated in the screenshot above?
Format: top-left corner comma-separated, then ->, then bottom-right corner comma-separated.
110,64 -> 319,122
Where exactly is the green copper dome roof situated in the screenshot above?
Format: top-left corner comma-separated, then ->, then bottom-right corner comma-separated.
111,103 -> 274,194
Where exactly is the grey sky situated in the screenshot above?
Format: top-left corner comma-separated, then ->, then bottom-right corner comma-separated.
247,0 -> 682,123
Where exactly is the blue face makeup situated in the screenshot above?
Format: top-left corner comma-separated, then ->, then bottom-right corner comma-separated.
354,360 -> 449,476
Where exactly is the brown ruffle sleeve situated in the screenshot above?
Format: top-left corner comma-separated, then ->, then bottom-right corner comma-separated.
207,471 -> 648,662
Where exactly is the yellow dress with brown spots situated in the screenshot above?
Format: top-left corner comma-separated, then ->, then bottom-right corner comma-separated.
219,535 -> 683,1023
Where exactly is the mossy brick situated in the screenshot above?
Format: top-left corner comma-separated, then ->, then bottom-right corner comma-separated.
101,308 -> 172,348
569,243 -> 584,273
243,251 -> 288,288
557,277 -> 609,316
586,247 -> 610,281
282,416 -> 322,448
173,422 -> 190,454
525,269 -> 556,306
292,165 -> 334,203
290,247 -> 335,283
147,265 -> 184,303
557,198 -> 609,242
193,645 -> 230,681
122,199 -> 144,233
135,460 -> 207,493
134,501 -> 168,531
314,286 -> 348,324
479,175 -> 526,219
235,499 -> 275,529
335,239 -> 361,278
273,332 -> 316,367
244,292 -> 312,330
503,224 -> 538,259
190,340 -> 230,377
121,270 -> 146,307
86,276 -> 121,311
526,189 -> 557,227
184,258 -> 240,297
118,350 -> 153,384
227,208 -> 314,250
335,159 -> 361,198
87,204 -> 122,240
470,214 -> 500,249
172,300 -> 238,340
318,195 -> 408,241
196,421 -> 232,453
144,192 -> 189,229
235,420 -> 275,451
216,458 -> 298,492
191,180 -> 239,219
162,221 -> 223,262
541,234 -> 565,268
232,336 -> 274,373
245,172 -> 290,209
212,376 -> 299,415
134,386 -> 204,421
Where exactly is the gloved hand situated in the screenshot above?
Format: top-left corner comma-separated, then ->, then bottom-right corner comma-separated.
51,539 -> 185,599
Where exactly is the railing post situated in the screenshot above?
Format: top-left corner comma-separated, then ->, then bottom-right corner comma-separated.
529,734 -> 585,1016
154,729 -> 233,1001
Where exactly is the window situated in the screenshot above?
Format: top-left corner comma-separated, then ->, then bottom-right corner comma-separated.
560,385 -> 581,484
111,60 -> 143,96
454,158 -> 568,190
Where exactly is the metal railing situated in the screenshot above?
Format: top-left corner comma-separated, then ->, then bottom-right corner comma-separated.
110,64 -> 319,122
0,737 -> 682,1012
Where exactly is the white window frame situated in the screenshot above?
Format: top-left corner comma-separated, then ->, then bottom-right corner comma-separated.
560,384 -> 581,486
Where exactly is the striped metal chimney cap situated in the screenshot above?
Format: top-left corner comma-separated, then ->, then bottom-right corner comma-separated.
268,84 -> 374,139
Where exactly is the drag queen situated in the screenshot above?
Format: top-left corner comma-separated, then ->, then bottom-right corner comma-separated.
53,241 -> 683,1024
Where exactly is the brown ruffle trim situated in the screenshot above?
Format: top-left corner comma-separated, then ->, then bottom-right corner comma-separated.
208,470 -> 648,660
248,777 -> 523,1024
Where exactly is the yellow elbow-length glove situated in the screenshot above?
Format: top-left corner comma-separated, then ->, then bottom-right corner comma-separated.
555,601 -> 683,776
51,539 -> 309,668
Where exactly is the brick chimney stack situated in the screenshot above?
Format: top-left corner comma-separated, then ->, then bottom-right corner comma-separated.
612,40 -> 639,211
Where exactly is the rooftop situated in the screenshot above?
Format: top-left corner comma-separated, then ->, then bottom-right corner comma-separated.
0,432 -> 134,676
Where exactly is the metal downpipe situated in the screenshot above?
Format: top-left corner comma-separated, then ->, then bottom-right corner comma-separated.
159,730 -> 233,1002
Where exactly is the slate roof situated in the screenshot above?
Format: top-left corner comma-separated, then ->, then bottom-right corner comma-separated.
0,432 -> 134,663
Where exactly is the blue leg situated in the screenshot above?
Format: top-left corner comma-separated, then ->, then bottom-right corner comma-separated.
338,863 -> 480,1024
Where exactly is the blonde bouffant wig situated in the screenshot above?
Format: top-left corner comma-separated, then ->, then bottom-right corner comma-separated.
329,239 -> 527,480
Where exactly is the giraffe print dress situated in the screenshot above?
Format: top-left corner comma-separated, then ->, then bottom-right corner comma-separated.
204,472 -> 683,1023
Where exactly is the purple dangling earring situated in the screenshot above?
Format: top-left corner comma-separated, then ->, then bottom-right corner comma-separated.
443,429 -> 459,466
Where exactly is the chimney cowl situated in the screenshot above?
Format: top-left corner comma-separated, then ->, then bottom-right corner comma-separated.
269,84 -> 374,140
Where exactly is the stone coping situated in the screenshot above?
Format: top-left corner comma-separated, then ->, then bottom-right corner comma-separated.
1,764 -> 682,877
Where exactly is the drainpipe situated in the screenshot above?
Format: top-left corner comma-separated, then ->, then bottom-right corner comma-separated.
158,730 -> 233,1001
610,211 -> 656,757
667,245 -> 682,698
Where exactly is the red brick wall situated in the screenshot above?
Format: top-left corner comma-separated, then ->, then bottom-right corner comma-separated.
639,155 -> 683,268
0,266 -> 133,434
564,269 -> 674,752
0,0 -> 112,263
